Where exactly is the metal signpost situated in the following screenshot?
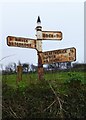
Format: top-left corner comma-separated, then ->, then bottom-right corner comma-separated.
7,16 -> 76,80
39,47 -> 76,64
7,36 -> 36,49
42,31 -> 62,40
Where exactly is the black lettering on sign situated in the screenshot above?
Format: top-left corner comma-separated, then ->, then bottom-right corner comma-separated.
16,43 -> 18,46
8,42 -> 11,45
56,34 -> 58,38
15,38 -> 18,41
69,57 -> 74,61
49,34 -> 53,38
43,33 -> 46,38
54,55 -> 56,58
70,49 -> 74,53
45,60 -> 48,63
9,37 -> 14,41
46,34 -> 48,38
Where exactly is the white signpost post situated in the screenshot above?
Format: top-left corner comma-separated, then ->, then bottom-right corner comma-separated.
7,16 -> 76,80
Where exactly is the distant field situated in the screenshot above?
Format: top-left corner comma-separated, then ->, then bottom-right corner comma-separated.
2,71 -> 86,89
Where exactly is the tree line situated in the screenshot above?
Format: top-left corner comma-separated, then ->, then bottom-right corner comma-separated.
0,61 -> 86,74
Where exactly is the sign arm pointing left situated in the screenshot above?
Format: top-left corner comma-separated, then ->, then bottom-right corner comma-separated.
7,36 -> 36,49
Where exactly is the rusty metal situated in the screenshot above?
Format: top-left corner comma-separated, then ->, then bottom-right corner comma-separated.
42,31 -> 62,40
39,47 -> 76,64
17,65 -> 23,82
38,66 -> 44,80
38,52 -> 44,80
7,36 -> 36,49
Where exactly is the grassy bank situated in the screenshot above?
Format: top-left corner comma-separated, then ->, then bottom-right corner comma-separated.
2,71 -> 86,119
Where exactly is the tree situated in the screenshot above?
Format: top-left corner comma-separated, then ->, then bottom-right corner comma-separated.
46,63 -> 62,71
5,62 -> 17,73
66,62 -> 71,69
22,63 -> 29,73
30,64 -> 37,72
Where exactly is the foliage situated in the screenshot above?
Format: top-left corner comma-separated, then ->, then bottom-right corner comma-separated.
66,71 -> 84,84
22,63 -> 29,73
5,62 -> 16,73
2,71 -> 86,119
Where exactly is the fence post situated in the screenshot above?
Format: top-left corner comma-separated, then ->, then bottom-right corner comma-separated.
17,65 -> 22,82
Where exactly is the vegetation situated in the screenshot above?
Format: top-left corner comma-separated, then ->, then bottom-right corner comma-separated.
2,70 -> 86,119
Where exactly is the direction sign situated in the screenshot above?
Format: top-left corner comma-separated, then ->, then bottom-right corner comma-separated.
42,31 -> 62,40
39,47 -> 76,64
7,36 -> 36,49
6,16 -> 76,80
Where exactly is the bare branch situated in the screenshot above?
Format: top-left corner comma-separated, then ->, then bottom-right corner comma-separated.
48,83 -> 63,110
43,100 -> 56,112
9,106 -> 18,118
47,82 -> 65,118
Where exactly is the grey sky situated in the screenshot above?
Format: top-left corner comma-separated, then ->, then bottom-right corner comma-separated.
1,2 -> 84,67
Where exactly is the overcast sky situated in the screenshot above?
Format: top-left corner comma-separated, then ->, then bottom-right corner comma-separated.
0,1 -> 85,68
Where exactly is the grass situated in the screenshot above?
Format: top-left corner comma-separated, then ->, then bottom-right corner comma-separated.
1,70 -> 86,96
2,71 -> 86,90
45,71 -> 86,84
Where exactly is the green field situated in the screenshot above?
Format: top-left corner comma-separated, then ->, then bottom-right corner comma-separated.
2,71 -> 86,88
2,71 -> 86,119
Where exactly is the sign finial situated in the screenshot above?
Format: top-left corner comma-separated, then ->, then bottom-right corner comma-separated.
37,16 -> 41,23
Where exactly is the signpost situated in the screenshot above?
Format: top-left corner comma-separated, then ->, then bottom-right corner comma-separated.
36,16 -> 44,80
39,47 -> 76,64
42,31 -> 62,40
7,16 -> 76,80
7,36 -> 36,49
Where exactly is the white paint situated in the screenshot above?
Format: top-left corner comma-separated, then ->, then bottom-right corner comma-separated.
36,40 -> 42,51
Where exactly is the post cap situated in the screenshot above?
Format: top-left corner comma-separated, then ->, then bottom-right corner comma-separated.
37,16 -> 41,23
